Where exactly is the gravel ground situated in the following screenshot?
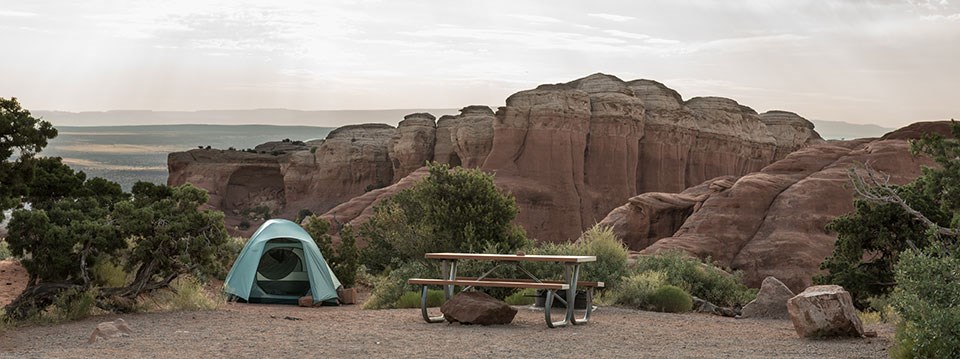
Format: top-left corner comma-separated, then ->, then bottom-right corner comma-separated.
1,301 -> 893,358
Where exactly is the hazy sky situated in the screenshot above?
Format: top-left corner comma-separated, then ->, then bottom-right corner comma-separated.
1,0 -> 958,127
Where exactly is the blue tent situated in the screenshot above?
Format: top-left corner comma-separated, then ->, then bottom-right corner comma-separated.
224,219 -> 341,305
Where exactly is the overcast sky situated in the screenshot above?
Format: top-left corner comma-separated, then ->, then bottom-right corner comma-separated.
1,0 -> 958,127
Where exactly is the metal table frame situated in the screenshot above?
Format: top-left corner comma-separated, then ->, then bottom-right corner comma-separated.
418,253 -> 596,328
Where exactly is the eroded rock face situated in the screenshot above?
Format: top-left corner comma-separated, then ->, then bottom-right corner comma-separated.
435,106 -> 495,168
740,276 -> 795,320
599,123 -> 950,292
787,285 -> 863,338
760,110 -> 824,160
389,113 -> 436,182
170,73 -> 823,241
440,291 -> 517,325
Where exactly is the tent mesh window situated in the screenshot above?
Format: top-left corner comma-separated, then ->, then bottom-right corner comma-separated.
256,245 -> 310,296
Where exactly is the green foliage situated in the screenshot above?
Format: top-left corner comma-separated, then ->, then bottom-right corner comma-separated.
0,239 -> 10,260
113,182 -> 230,281
151,276 -> 221,311
0,97 -> 58,222
92,258 -> 129,288
529,224 -> 629,288
360,162 -> 529,274
648,285 -> 693,313
302,216 -> 360,287
890,248 -> 960,358
395,289 -> 445,309
816,198 -> 931,306
818,122 -> 960,307
362,261 -> 432,310
611,271 -> 666,309
504,288 -> 536,306
632,251 -> 755,307
7,160 -> 127,286
51,288 -> 98,321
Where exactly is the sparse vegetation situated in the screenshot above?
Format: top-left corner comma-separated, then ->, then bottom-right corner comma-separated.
610,271 -> 667,309
394,289 -> 444,309
632,251 -> 756,307
504,288 -> 536,306
0,239 -> 11,261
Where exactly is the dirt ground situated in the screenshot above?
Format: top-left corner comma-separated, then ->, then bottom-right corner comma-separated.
0,259 -> 893,358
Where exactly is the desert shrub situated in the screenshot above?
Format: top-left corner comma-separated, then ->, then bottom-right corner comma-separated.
632,251 -> 755,307
92,259 -> 128,288
303,216 -> 360,288
395,289 -> 445,309
611,271 -> 667,309
51,288 -> 98,321
0,239 -> 10,260
889,248 -> 960,358
360,162 -> 529,274
237,219 -> 250,230
648,285 -> 693,313
521,225 -> 629,289
146,276 -> 221,312
504,288 -> 537,306
362,261 -> 432,310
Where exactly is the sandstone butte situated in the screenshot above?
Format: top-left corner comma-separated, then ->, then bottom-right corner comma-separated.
167,73 -> 949,292
168,73 -> 822,243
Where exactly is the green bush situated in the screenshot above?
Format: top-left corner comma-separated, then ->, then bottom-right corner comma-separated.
504,288 -> 537,306
51,289 -> 98,321
523,225 -> 629,289
611,271 -> 666,309
0,239 -> 10,260
395,289 -> 445,308
362,261 -> 432,310
633,251 -> 755,307
153,276 -> 221,311
890,248 -> 960,358
648,285 -> 693,313
92,258 -> 128,288
360,162 -> 529,274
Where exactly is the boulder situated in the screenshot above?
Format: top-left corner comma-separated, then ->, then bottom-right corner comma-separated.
440,291 -> 517,325
787,285 -> 864,338
740,276 -> 794,319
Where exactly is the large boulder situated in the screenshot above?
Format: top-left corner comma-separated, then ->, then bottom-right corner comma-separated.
740,276 -> 794,320
786,285 -> 864,338
440,291 -> 517,325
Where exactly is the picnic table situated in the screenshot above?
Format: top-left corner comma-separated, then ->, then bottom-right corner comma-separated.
407,252 -> 601,328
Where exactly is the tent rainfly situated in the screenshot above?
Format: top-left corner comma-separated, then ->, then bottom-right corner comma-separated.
224,219 -> 341,305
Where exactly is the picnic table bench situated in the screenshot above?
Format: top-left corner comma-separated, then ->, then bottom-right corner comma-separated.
407,252 -> 599,328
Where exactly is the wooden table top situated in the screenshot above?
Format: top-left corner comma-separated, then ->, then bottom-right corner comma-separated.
424,252 -> 596,263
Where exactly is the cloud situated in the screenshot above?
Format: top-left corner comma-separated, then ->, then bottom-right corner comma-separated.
588,13 -> 635,22
507,14 -> 562,23
0,10 -> 37,17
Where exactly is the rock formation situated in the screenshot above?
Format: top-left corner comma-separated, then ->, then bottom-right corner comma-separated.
440,291 -> 518,325
601,122 -> 948,292
168,73 -> 821,240
787,285 -> 864,338
740,276 -> 795,320
389,113 -> 436,183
